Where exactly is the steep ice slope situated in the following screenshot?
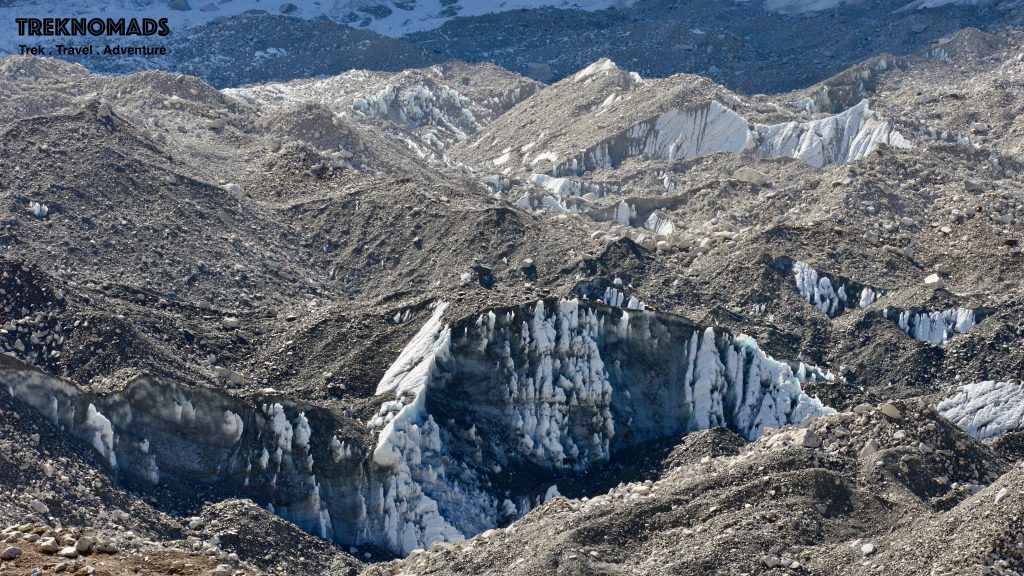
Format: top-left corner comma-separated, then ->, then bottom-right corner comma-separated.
938,381 -> 1024,441
452,58 -> 719,171
455,60 -> 909,178
544,99 -> 910,176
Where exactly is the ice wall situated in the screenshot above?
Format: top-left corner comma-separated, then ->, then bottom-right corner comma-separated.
548,100 -> 909,177
353,82 -> 480,141
750,100 -> 911,167
793,260 -> 886,318
572,278 -> 645,310
2,366 -> 406,554
366,299 -> 832,553
430,300 -> 832,472
883,307 -> 985,347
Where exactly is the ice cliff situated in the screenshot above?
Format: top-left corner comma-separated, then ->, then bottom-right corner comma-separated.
547,100 -> 909,177
2,299 -> 832,557
792,260 -> 886,318
883,307 -> 987,347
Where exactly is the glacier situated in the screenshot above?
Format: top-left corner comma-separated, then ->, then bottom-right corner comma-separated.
373,298 -> 833,475
0,1 -> 637,54
1,298 -> 832,557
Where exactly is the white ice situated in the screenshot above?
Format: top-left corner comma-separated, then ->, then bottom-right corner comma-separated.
938,381 -> 1024,442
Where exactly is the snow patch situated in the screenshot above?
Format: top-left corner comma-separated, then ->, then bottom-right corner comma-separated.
574,58 -> 619,82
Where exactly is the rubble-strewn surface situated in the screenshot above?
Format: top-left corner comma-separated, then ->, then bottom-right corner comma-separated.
1,12 -> 1024,576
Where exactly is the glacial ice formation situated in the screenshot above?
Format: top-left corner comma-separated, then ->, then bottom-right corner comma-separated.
352,82 -> 480,140
375,303 -> 451,397
883,307 -> 985,347
572,279 -> 645,310
601,286 -> 646,310
750,100 -> 910,167
364,299 -> 833,553
3,366 -> 388,552
793,261 -> 886,318
2,298 -> 831,558
938,381 -> 1024,442
429,300 -> 833,473
644,211 -> 676,236
574,58 -> 621,82
612,200 -> 636,225
548,100 -> 909,177
226,70 -> 540,156
528,173 -> 608,198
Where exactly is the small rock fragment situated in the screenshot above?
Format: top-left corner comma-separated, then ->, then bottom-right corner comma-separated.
794,428 -> 822,448
995,487 -> 1008,504
734,166 -> 768,186
859,438 -> 880,457
924,274 -> 944,289
29,500 -> 48,515
37,537 -> 59,553
75,536 -> 95,554
878,403 -> 901,420
57,546 -> 79,558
